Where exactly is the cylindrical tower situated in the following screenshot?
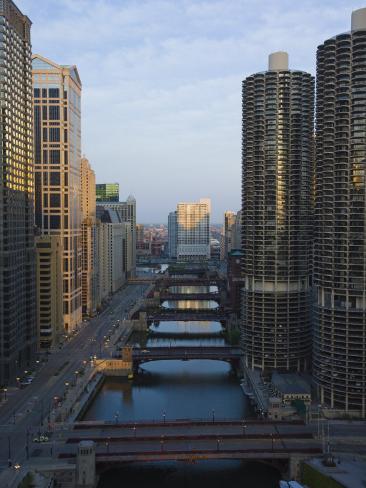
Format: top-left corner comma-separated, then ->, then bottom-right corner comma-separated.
314,8 -> 366,416
241,53 -> 314,372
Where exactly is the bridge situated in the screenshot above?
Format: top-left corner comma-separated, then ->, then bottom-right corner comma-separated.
146,309 -> 227,322
148,330 -> 224,339
56,419 -> 321,476
132,346 -> 241,368
160,292 -> 221,302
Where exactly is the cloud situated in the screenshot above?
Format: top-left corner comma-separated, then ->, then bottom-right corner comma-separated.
16,0 -> 366,221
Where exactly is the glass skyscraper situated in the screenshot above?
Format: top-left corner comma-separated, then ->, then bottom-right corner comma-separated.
313,8 -> 366,416
241,53 -> 314,372
96,183 -> 119,202
32,54 -> 83,333
0,0 -> 36,384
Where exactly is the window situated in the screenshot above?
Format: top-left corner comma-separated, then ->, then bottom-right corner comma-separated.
43,128 -> 48,142
64,152 -> 68,164
50,194 -> 60,208
64,107 -> 68,121
50,172 -> 60,185
49,105 -> 60,120
64,129 -> 68,143
34,88 -> 40,98
43,150 -> 48,164
42,106 -> 47,120
49,128 -> 60,142
50,215 -> 60,229
50,150 -> 60,164
42,88 -> 47,98
49,88 -> 60,98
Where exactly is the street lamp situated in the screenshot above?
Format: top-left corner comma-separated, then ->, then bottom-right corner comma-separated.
242,423 -> 247,436
3,388 -> 7,401
212,409 -> 215,423
163,410 -> 166,424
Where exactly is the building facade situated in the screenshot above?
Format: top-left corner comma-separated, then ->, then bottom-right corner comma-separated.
32,54 -> 83,333
168,211 -> 177,258
0,0 -> 36,384
97,196 -> 136,276
221,211 -> 236,260
80,158 -> 97,316
35,235 -> 63,350
313,8 -> 366,416
96,183 -> 119,202
241,52 -> 314,372
176,199 -> 211,261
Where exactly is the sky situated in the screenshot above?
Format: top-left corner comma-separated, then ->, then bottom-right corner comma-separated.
17,0 -> 366,223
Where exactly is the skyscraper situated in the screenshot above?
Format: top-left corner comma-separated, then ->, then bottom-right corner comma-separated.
0,0 -> 36,384
313,8 -> 366,416
32,54 -> 82,333
96,183 -> 119,202
81,158 -> 96,316
97,196 -> 136,276
241,52 -> 314,372
168,211 -> 177,258
176,199 -> 211,261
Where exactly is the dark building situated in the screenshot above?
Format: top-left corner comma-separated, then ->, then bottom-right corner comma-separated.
313,8 -> 366,416
227,250 -> 244,316
241,52 -> 314,373
96,183 -> 119,202
0,0 -> 36,384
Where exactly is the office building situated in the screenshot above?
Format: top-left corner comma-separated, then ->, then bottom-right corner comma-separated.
168,211 -> 177,258
97,207 -> 130,299
96,183 -> 119,202
241,52 -> 314,372
176,199 -> 211,261
33,54 -> 82,333
81,158 -> 96,316
136,224 -> 144,244
35,235 -> 63,350
313,8 -> 366,416
0,0 -> 36,384
232,210 -> 242,250
96,196 -> 136,276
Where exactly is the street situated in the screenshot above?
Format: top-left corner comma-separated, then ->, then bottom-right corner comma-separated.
0,283 -> 147,469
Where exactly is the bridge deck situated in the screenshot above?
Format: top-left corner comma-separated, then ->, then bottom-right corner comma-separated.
132,346 -> 242,362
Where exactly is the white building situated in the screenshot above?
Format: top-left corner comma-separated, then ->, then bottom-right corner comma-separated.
176,198 -> 211,261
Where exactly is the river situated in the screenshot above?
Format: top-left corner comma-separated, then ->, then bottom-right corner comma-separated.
82,285 -> 281,487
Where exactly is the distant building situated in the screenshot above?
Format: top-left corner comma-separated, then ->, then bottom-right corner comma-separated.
136,224 -> 144,244
220,211 -> 236,260
227,250 -> 244,316
81,158 -> 97,316
168,211 -> 177,258
35,235 -> 63,350
0,0 -> 37,384
97,196 -> 136,276
232,210 -> 242,250
176,199 -> 211,261
33,54 -> 83,333
96,183 -> 119,202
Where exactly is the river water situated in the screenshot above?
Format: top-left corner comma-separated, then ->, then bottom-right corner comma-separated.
83,285 -> 281,487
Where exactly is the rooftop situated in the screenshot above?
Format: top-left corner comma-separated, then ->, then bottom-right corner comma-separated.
271,372 -> 311,395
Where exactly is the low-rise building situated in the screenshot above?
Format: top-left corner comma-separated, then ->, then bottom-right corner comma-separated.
271,372 -> 311,406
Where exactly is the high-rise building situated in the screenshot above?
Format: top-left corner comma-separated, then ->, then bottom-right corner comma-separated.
313,8 -> 366,416
136,224 -> 144,244
96,183 -> 119,202
221,211 -> 236,260
97,207 -> 130,299
176,199 -> 211,261
96,196 -> 136,276
232,210 -> 242,250
32,54 -> 83,333
81,158 -> 96,316
168,211 -> 177,258
241,52 -> 314,372
35,235 -> 63,350
0,0 -> 36,384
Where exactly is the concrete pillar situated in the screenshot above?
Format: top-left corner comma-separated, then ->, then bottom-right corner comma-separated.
76,441 -> 96,487
288,455 -> 302,480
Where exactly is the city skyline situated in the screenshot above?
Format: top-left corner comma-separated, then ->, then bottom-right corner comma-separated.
16,0 -> 366,222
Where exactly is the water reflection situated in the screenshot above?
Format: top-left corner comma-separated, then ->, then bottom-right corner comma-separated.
162,300 -> 219,309
98,461 -> 281,488
169,285 -> 218,293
